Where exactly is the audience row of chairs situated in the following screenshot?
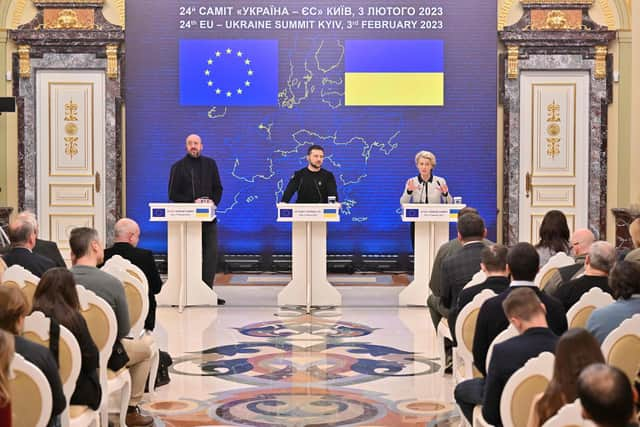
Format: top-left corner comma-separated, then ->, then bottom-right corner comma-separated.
2,255 -> 157,427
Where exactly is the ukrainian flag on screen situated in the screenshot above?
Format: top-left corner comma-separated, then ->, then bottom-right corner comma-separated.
179,39 -> 278,106
344,40 -> 444,106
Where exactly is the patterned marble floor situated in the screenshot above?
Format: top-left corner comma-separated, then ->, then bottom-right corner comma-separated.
141,306 -> 460,427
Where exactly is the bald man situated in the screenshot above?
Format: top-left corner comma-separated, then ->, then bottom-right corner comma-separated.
543,228 -> 595,297
104,218 -> 164,330
168,134 -> 224,304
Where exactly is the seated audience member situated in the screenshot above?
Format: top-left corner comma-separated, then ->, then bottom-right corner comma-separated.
68,227 -> 154,427
555,241 -> 616,311
625,218 -> 640,265
544,229 -> 595,297
455,288 -> 558,425
535,210 -> 571,267
427,207 -> 486,329
448,244 -> 510,339
526,328 -> 605,427
0,286 -> 65,427
0,330 -> 13,427
472,243 -> 567,376
577,364 -> 637,427
2,216 -> 55,277
32,268 -> 102,409
587,260 -> 640,343
17,211 -> 66,268
103,218 -> 164,331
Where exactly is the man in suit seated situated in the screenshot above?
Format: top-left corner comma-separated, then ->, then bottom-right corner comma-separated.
448,243 -> 510,340
543,228 -> 595,297
472,242 -> 567,377
624,218 -> 640,265
555,241 -> 615,311
454,287 -> 559,426
104,218 -> 164,331
17,211 -> 66,268
1,215 -> 54,277
577,364 -> 637,427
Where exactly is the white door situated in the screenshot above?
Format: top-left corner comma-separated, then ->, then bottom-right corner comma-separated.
36,70 -> 106,264
518,71 -> 589,243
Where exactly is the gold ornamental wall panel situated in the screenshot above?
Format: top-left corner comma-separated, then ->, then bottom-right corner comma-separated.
49,184 -> 95,207
531,83 -> 576,177
531,184 -> 575,207
48,82 -> 94,177
530,213 -> 576,244
49,214 -> 94,249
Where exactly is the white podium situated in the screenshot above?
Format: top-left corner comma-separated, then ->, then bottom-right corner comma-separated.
277,203 -> 342,312
398,203 -> 466,306
149,203 -> 218,312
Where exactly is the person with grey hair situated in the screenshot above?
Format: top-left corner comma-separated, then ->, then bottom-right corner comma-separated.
624,218 -> 640,265
1,215 -> 55,276
544,228 -> 595,297
16,211 -> 66,268
555,241 -> 616,311
577,364 -> 636,427
400,150 -> 453,250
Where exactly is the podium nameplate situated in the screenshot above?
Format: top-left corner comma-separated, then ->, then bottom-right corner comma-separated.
149,202 -> 215,222
401,203 -> 466,222
277,203 -> 341,222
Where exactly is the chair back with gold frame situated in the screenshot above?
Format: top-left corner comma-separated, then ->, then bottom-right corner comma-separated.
566,287 -> 614,329
1,264 -> 40,306
601,314 -> 640,383
9,352 -> 53,427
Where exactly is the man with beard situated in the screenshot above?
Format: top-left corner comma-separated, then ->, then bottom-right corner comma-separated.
281,144 -> 338,203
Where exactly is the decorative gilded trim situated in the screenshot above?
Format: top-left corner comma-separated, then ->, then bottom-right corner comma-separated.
18,44 -> 30,78
34,0 -> 104,4
11,0 -> 28,29
498,0 -> 516,30
116,0 -> 125,29
106,44 -> 118,79
520,0 -> 593,4
594,46 -> 607,79
596,0 -> 616,29
546,100 -> 561,159
44,9 -> 94,30
507,46 -> 519,79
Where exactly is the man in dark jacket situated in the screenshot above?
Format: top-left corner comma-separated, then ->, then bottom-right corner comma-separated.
104,218 -> 164,330
455,287 -> 558,426
2,216 -> 55,277
16,211 -> 66,267
168,133 -> 224,304
281,144 -> 338,203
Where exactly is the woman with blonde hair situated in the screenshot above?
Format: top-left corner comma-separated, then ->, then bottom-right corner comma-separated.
0,329 -> 14,427
400,150 -> 453,247
526,328 -> 605,427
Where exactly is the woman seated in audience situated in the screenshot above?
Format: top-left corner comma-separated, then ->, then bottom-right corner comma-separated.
535,210 -> 571,267
32,267 -> 102,410
526,328 -> 605,427
0,330 -> 13,427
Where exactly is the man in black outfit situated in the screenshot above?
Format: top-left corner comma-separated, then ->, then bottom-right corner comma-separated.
104,218 -> 164,330
2,216 -> 55,277
281,144 -> 338,203
17,211 -> 66,267
448,243 -> 510,339
455,287 -> 558,426
168,133 -> 225,305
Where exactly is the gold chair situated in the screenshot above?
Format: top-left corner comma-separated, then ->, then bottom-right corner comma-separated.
601,314 -> 640,383
1,264 -> 40,306
566,287 -> 614,329
9,353 -> 53,427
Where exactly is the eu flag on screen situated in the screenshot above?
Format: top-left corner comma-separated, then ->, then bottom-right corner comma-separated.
179,39 -> 279,106
344,40 -> 444,106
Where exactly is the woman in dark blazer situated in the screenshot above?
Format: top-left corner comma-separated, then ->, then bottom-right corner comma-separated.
32,268 -> 102,410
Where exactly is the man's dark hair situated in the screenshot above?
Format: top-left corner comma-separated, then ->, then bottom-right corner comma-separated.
507,242 -> 540,281
457,207 -> 479,218
481,244 -> 508,272
608,260 -> 640,300
577,364 -> 634,427
7,218 -> 34,245
502,287 -> 545,321
307,144 -> 324,155
457,213 -> 485,241
69,227 -> 99,258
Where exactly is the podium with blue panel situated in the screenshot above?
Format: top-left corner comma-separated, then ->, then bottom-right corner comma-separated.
399,203 -> 466,306
149,202 -> 218,312
277,203 -> 342,312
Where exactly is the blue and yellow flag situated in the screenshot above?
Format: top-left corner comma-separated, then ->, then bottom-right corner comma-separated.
344,40 -> 444,106
179,39 -> 279,106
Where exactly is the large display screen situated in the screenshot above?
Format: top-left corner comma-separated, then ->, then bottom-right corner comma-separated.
125,1 -> 497,257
